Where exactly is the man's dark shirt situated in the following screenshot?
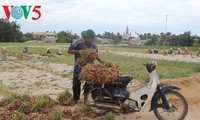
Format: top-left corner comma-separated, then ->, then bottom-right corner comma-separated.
68,38 -> 97,65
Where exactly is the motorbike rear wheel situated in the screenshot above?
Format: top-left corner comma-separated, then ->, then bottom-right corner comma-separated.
84,87 -> 112,115
154,90 -> 188,120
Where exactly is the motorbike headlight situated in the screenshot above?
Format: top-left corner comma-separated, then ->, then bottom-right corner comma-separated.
151,61 -> 157,68
145,61 -> 157,73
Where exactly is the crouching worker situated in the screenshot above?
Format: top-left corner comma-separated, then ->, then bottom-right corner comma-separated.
56,49 -> 62,55
145,47 -> 153,54
68,29 -> 102,106
2,47 -> 7,54
23,47 -> 28,53
46,48 -> 51,55
1,47 -> 8,60
197,48 -> 200,57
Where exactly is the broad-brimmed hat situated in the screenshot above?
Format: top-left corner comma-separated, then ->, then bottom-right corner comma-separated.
81,29 -> 95,40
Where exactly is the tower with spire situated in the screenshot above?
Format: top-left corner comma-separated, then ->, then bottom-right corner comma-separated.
123,25 -> 132,40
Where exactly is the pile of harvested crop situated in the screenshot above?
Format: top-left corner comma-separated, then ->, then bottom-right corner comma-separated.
77,50 -> 98,67
77,50 -> 121,83
79,62 -> 120,83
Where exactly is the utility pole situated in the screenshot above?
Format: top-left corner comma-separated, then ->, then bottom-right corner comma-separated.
165,14 -> 169,46
165,14 -> 168,33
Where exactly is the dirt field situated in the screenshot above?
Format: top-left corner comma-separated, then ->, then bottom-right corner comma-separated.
0,52 -> 200,120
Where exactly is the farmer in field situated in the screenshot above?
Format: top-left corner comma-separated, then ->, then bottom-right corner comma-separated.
145,47 -> 153,54
23,47 -> 28,53
56,48 -> 62,55
197,48 -> 200,57
176,48 -> 182,55
1,47 -> 7,54
168,48 -> 173,55
153,48 -> 159,54
184,47 -> 190,56
68,29 -> 102,105
45,48 -> 51,55
162,48 -> 168,55
1,47 -> 8,60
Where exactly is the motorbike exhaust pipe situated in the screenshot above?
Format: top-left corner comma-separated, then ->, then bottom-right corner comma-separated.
90,103 -> 121,110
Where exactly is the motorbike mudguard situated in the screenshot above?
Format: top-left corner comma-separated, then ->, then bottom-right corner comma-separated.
149,85 -> 181,111
82,83 -> 93,96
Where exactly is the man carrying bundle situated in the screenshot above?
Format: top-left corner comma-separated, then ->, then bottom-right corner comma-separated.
68,29 -> 102,105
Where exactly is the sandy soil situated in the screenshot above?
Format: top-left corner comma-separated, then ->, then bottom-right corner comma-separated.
0,52 -> 200,120
0,59 -> 73,99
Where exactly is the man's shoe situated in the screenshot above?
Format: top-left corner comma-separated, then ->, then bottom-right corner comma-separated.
70,100 -> 78,106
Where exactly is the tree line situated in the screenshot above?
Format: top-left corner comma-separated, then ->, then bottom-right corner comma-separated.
0,18 -> 200,46
0,19 -> 23,42
139,32 -> 200,47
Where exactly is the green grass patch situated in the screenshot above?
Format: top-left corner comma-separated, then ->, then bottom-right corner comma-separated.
0,42 -> 74,65
0,42 -> 69,47
32,94 -> 54,112
0,92 -> 30,107
100,53 -> 200,83
1,43 -> 200,83
99,45 -> 200,53
39,54 -> 74,65
57,90 -> 72,105
52,109 -> 62,120
103,112 -> 115,120
0,81 -> 11,95
80,104 -> 94,117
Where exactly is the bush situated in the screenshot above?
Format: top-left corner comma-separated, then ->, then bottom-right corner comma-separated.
0,93 -> 29,107
103,112 -> 115,120
57,90 -> 71,105
52,109 -> 62,120
80,104 -> 94,117
32,94 -> 54,112
17,101 -> 31,114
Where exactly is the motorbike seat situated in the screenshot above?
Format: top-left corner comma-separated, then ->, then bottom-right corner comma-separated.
115,76 -> 133,86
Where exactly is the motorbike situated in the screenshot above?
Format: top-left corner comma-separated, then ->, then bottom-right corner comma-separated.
83,61 -> 188,120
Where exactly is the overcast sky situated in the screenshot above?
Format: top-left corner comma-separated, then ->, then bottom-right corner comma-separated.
1,0 -> 200,36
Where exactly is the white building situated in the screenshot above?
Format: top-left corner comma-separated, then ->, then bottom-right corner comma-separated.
96,37 -> 114,44
32,32 -> 58,42
129,38 -> 147,45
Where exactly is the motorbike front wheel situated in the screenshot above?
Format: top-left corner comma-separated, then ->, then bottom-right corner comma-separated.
154,90 -> 188,120
84,87 -> 112,115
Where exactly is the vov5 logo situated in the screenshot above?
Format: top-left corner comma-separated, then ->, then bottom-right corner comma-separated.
2,5 -> 41,20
